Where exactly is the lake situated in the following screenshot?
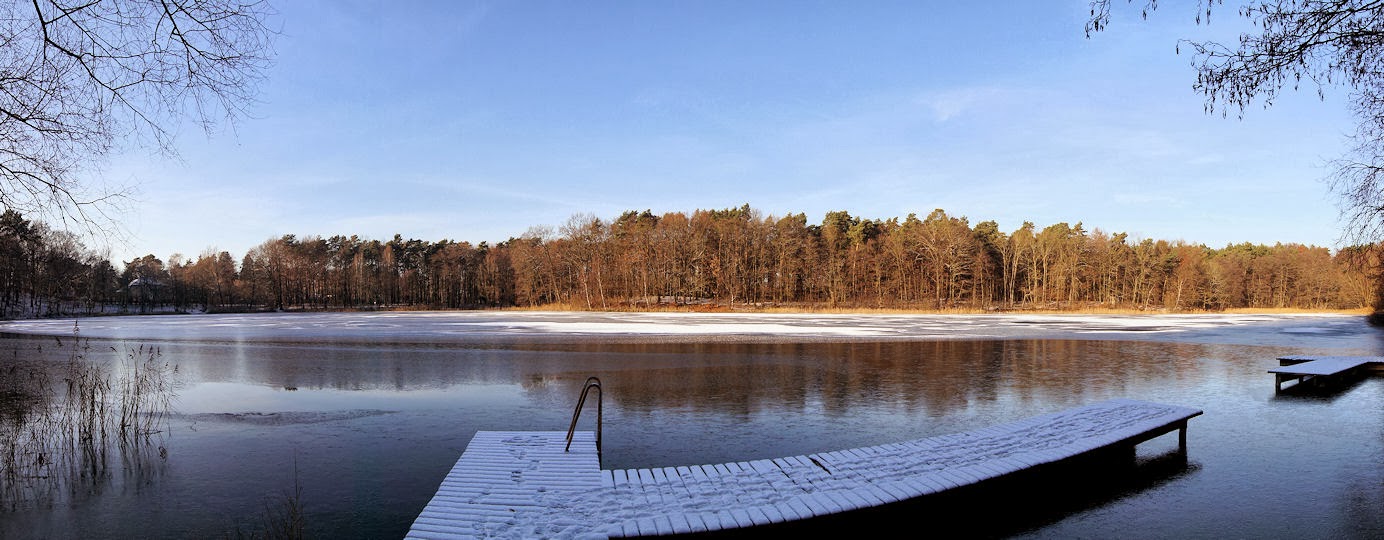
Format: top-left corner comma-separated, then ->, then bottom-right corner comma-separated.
1,312 -> 1382,538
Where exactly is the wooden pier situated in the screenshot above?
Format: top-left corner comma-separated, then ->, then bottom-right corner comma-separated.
407,399 -> 1202,539
1271,355 -> 1383,392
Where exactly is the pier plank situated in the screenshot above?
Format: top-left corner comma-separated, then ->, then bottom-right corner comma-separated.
1270,355 -> 1381,391
408,399 -> 1201,539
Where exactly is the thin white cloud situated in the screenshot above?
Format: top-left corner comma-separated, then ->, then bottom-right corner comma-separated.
914,86 -> 1015,123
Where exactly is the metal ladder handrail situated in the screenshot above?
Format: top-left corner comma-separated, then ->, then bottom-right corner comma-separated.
565,376 -> 602,461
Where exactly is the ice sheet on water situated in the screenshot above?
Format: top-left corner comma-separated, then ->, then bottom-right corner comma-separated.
0,311 -> 1371,349
1281,326 -> 1337,334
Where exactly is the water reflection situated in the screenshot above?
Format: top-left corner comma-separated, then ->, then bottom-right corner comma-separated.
0,339 -> 174,512
520,340 -> 1240,419
0,336 -> 1312,444
38,338 -> 1272,420
0,326 -> 1380,539
164,342 -> 545,391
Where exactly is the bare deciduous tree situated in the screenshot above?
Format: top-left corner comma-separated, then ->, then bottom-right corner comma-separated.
1087,1 -> 1384,240
0,0 -> 275,231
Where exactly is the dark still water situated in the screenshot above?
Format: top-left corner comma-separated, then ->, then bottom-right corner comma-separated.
1,313 -> 1382,539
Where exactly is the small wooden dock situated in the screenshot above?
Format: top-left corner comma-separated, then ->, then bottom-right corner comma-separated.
407,399 -> 1201,539
1270,355 -> 1383,392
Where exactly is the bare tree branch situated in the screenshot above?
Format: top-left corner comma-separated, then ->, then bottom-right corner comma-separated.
0,0 -> 275,236
1089,1 -> 1384,242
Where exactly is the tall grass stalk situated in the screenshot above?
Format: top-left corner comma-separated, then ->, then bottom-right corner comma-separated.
118,344 -> 175,439
0,323 -> 178,510
225,456 -> 306,540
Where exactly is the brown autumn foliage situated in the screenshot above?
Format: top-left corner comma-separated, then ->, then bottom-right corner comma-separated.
0,206 -> 1377,317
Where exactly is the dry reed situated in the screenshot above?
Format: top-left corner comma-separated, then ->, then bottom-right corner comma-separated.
0,323 -> 178,510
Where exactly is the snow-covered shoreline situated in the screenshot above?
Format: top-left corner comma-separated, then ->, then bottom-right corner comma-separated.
0,310 -> 1369,349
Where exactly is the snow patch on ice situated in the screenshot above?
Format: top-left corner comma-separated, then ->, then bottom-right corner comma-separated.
452,321 -> 895,336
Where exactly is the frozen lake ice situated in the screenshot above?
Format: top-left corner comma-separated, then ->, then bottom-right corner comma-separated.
2,311 -> 1373,348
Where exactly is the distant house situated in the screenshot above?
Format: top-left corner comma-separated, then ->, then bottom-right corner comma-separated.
126,278 -> 165,304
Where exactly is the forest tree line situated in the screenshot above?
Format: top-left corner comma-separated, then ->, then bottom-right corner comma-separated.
1,206 -> 1378,318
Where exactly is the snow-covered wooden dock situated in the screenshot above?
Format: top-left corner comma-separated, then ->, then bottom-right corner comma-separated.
407,398 -> 1201,539
1271,355 -> 1383,391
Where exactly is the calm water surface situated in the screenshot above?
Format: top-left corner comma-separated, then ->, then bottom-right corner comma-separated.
1,312 -> 1381,538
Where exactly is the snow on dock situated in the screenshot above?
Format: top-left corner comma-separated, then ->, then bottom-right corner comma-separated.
407,399 -> 1202,539
1271,355 -> 1382,391
408,431 -> 604,539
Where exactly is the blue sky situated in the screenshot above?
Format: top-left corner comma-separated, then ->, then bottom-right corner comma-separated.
100,1 -> 1356,263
